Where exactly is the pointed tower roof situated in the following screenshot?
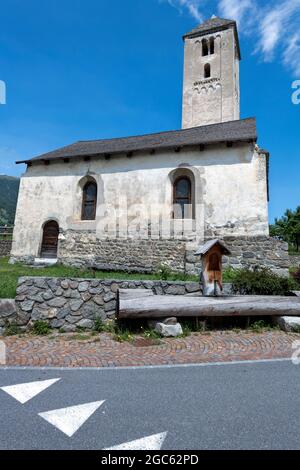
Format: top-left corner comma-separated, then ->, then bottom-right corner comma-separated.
183,16 -> 241,59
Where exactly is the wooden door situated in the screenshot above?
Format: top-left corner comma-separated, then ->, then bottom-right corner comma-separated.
41,221 -> 59,258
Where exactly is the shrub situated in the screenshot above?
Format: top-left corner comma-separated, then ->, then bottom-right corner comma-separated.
94,317 -> 104,333
222,267 -> 239,283
4,322 -> 21,336
291,268 -> 300,286
32,320 -> 51,336
155,263 -> 173,280
231,267 -> 297,296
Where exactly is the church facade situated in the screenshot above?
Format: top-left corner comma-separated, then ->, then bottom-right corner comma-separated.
11,18 -> 289,275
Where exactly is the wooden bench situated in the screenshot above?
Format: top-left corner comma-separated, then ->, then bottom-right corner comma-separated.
117,289 -> 300,319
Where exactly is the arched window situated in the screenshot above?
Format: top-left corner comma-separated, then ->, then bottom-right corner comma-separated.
82,181 -> 97,220
173,176 -> 192,219
204,63 -> 211,78
202,39 -> 209,56
209,37 -> 215,54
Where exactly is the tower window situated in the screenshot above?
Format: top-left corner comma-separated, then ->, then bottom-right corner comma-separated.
210,37 -> 215,55
202,39 -> 209,56
204,63 -> 211,79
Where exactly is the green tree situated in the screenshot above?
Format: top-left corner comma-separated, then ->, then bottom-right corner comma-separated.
270,206 -> 300,252
0,208 -> 9,226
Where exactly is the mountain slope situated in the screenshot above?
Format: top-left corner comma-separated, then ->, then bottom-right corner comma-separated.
0,175 -> 20,224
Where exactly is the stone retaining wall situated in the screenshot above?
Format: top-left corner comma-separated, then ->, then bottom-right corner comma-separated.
59,231 -> 187,273
0,299 -> 17,335
290,256 -> 300,268
0,240 -> 12,257
187,236 -> 290,277
57,231 -> 290,276
9,276 -> 201,332
224,237 -> 290,276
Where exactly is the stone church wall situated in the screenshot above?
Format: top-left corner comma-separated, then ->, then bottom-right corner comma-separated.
58,230 -> 188,273
57,230 -> 290,277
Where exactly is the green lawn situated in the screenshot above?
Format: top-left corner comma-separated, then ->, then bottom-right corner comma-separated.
0,257 -> 199,299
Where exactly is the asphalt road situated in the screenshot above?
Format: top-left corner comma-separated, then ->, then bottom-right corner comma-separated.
0,360 -> 299,450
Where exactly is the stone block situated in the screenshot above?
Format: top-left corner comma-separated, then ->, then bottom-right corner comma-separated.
0,299 -> 16,318
93,295 -> 104,306
185,282 -> 200,293
154,322 -> 183,337
48,297 -> 67,308
60,324 -> 77,333
69,299 -> 84,312
76,319 -> 94,329
19,300 -> 35,312
60,279 -> 69,289
165,285 -> 186,295
274,316 -> 300,332
78,281 -> 89,292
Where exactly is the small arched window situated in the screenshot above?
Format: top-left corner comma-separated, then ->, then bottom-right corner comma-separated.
204,63 -> 211,78
82,181 -> 97,220
202,39 -> 209,56
210,37 -> 215,55
173,176 -> 192,219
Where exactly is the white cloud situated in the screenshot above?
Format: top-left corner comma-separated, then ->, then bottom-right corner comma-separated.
162,0 -> 300,76
165,0 -> 204,22
256,0 -> 300,62
218,0 -> 254,26
283,33 -> 300,75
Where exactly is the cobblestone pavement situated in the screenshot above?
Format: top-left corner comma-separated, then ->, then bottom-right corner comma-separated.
1,330 -> 299,368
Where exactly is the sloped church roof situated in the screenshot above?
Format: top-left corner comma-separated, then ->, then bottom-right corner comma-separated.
17,118 -> 257,165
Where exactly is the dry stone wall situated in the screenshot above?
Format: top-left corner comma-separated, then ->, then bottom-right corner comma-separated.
0,240 -> 12,257
11,276 -> 201,332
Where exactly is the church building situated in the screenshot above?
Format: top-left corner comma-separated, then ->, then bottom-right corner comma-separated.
11,17 -> 289,275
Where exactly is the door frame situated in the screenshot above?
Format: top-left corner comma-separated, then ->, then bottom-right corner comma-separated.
40,219 -> 59,259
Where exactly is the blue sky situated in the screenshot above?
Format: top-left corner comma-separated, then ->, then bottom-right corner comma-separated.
0,0 -> 299,222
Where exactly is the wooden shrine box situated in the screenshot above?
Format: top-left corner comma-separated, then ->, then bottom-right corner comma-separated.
195,239 -> 231,296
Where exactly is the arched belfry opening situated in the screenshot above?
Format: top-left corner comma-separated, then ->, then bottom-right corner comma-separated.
202,38 -> 209,56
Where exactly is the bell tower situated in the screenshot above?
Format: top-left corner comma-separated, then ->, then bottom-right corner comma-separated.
182,17 -> 241,129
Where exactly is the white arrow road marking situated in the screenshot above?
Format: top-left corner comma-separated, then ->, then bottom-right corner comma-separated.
39,401 -> 105,437
104,432 -> 168,450
0,378 -> 61,404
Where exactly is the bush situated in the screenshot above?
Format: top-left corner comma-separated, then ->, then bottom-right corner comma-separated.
155,263 -> 173,280
32,320 -> 51,336
231,267 -> 297,296
94,317 -> 105,333
94,317 -> 116,334
291,268 -> 300,286
4,322 -> 21,336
